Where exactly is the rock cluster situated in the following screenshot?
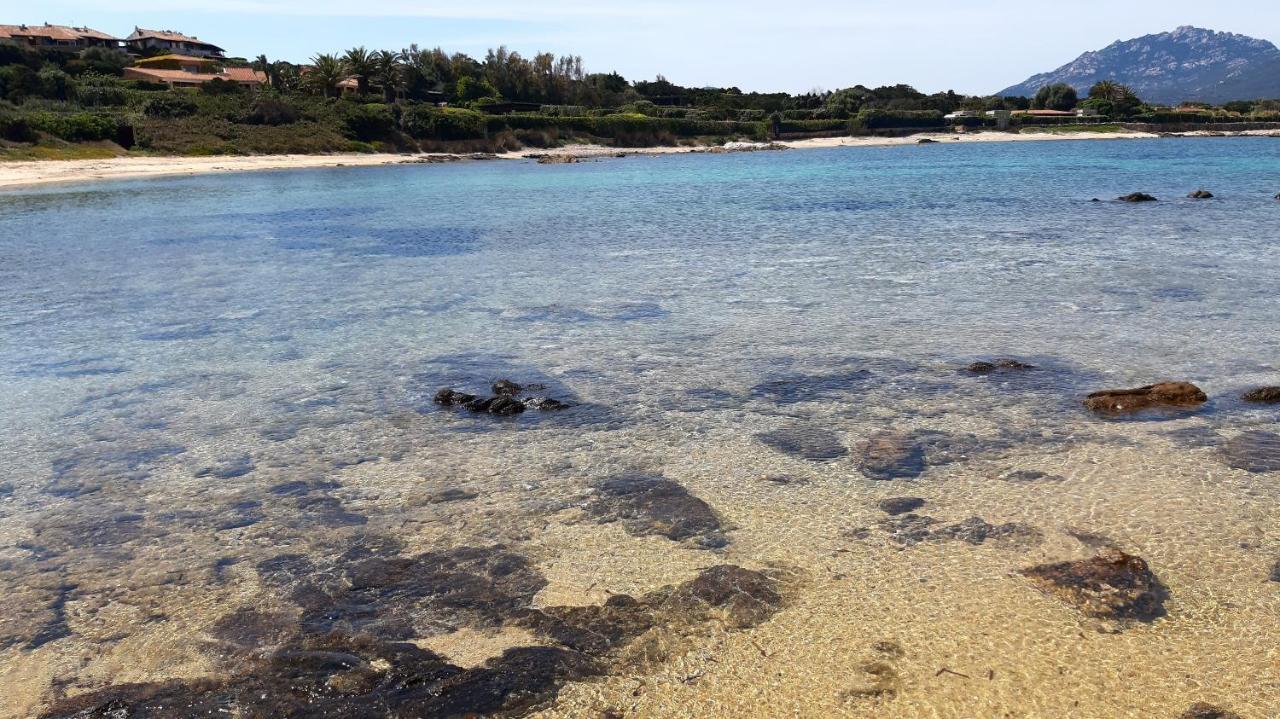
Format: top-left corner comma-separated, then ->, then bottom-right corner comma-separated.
433,379 -> 569,416
1117,192 -> 1157,202
965,358 -> 1035,374
1187,189 -> 1215,199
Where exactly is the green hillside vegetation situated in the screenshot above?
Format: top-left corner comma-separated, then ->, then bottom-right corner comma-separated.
3,41 -> 1280,159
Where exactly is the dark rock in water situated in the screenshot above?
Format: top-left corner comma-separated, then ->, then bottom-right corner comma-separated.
917,138 -> 939,144
1270,559 -> 1280,582
436,382 -> 568,415
874,513 -> 1041,547
492,379 -> 523,396
434,388 -> 477,407
288,546 -> 549,638
966,358 -> 1036,374
1019,548 -> 1168,622
749,368 -> 871,405
1065,527 -> 1118,549
877,497 -> 925,515
934,517 -> 1043,546
1083,382 -> 1207,416
756,426 -> 848,462
857,431 -> 926,480
1219,430 -> 1280,472
38,632 -> 596,719
876,513 -> 938,545
586,475 -> 726,547
1241,386 -> 1280,403
1178,703 -> 1243,719
522,396 -> 569,411
1187,189 -> 1215,199
999,469 -> 1066,482
1117,192 -> 1157,202
519,565 -> 783,654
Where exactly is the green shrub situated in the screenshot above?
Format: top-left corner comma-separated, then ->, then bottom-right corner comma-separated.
340,102 -> 395,140
144,95 -> 199,118
26,111 -> 122,141
400,105 -> 486,140
243,96 -> 300,126
0,112 -> 35,142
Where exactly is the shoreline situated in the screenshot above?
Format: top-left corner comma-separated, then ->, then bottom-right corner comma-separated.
1,129 -> 1275,190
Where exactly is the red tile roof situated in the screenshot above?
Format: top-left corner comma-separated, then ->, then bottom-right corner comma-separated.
124,66 -> 265,85
0,23 -> 120,42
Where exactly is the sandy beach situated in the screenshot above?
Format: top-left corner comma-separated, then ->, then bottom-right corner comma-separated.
1,129 -> 1275,190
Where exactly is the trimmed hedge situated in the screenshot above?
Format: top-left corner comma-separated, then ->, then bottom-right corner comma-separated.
851,109 -> 946,130
401,106 -> 486,140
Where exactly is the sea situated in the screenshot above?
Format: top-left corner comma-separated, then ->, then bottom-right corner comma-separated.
1,137 -> 1278,718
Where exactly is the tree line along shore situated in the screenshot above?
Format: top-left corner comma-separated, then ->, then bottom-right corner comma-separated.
4,40 -> 1280,160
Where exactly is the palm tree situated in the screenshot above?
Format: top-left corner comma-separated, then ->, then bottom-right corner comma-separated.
373,50 -> 404,103
252,54 -> 273,87
342,46 -> 375,95
307,53 -> 344,99
1089,80 -> 1121,102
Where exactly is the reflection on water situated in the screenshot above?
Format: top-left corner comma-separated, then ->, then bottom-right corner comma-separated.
1,138 -> 1279,718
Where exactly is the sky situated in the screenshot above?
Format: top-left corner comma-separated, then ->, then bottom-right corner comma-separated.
19,0 -> 1280,94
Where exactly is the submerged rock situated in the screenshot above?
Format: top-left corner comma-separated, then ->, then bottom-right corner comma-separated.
857,431 -> 926,480
965,358 -> 1036,374
998,469 -> 1066,483
1219,430 -> 1280,472
464,395 -> 526,416
491,379 -> 523,396
586,475 -> 726,547
756,426 -> 849,462
1020,548 -> 1167,621
933,517 -> 1043,546
1083,382 -> 1207,416
39,633 -> 596,719
433,388 -> 478,407
1187,189 -> 1215,199
434,381 -> 570,416
519,565 -> 783,655
1178,703 -> 1243,719
1241,386 -> 1280,403
1117,192 -> 1157,202
875,514 -> 1041,547
877,497 -> 925,516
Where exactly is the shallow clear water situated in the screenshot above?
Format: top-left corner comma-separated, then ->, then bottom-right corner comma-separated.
1,138 -> 1278,718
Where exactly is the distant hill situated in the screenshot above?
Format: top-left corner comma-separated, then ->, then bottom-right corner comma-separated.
998,26 -> 1280,105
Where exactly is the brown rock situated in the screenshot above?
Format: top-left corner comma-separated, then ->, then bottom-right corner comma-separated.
1019,547 -> 1168,621
857,431 -> 925,480
1083,382 -> 1207,416
1118,192 -> 1157,202
1187,190 -> 1214,199
1241,386 -> 1280,403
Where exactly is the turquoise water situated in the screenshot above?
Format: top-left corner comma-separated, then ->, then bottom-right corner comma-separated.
2,138 -> 1279,718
